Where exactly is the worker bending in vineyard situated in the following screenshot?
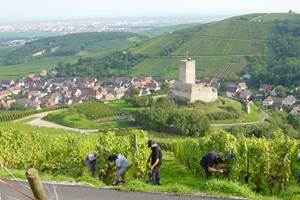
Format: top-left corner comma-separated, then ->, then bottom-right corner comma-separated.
108,154 -> 131,186
200,152 -> 226,179
85,152 -> 97,177
148,139 -> 163,185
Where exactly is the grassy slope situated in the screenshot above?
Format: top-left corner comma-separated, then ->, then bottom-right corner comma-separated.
0,32 -> 142,80
130,13 -> 300,79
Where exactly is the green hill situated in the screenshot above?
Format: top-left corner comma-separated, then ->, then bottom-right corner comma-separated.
1,32 -> 142,65
129,13 -> 300,79
56,13 -> 300,80
0,32 -> 143,80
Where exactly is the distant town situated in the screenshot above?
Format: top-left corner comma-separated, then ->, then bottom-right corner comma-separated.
0,68 -> 299,116
0,17 -> 207,47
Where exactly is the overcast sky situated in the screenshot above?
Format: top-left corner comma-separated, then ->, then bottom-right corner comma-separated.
0,0 -> 299,21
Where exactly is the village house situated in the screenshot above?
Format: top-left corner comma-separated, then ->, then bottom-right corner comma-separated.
71,97 -> 83,104
290,105 -> 300,115
238,90 -> 253,102
27,100 -> 41,110
237,82 -> 248,92
0,98 -> 16,109
227,82 -> 237,93
112,76 -> 133,88
27,90 -> 48,99
9,85 -> 22,95
0,90 -> 11,99
133,76 -> 153,88
262,96 -> 274,107
259,84 -> 275,95
102,92 -> 117,101
1,80 -> 15,89
282,95 -> 296,108
199,77 -> 220,89
139,87 -> 151,96
75,77 -> 97,88
113,87 -> 128,99
72,88 -> 82,98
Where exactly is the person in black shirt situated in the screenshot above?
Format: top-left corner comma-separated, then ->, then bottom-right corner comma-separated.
148,139 -> 162,185
200,152 -> 225,179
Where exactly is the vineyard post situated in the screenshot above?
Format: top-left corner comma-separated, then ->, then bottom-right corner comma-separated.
134,133 -> 138,177
26,168 -> 47,200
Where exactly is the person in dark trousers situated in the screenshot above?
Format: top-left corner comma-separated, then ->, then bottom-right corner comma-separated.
200,152 -> 226,179
85,152 -> 97,177
108,154 -> 130,186
148,139 -> 162,185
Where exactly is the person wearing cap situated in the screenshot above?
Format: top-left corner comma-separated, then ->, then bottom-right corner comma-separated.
85,152 -> 97,176
108,154 -> 130,186
148,139 -> 162,185
200,152 -> 226,179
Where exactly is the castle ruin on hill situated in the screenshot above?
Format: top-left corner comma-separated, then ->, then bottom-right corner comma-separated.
171,58 -> 218,103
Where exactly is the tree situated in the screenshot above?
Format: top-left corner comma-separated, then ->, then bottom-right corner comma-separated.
9,103 -> 26,111
160,83 -> 171,94
275,85 -> 287,97
129,88 -> 140,97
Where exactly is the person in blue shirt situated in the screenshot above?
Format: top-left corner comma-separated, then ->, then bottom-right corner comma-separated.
108,154 -> 130,186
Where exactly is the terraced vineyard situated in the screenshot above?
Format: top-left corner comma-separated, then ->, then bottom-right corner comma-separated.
131,56 -> 246,78
129,13 -> 300,78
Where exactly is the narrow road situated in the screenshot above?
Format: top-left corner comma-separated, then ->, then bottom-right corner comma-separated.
18,111 -> 98,133
211,120 -> 264,127
0,180 -> 241,200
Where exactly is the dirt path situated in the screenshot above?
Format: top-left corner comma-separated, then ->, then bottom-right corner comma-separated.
15,110 -> 98,133
211,120 -> 265,127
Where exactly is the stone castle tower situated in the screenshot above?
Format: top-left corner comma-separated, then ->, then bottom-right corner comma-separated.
172,58 -> 218,103
179,59 -> 195,84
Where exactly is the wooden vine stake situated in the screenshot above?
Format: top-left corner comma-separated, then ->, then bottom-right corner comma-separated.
26,168 -> 47,200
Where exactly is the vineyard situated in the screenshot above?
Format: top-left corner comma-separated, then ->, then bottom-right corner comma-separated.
0,123 -> 97,177
173,130 -> 299,194
73,101 -> 119,119
97,130 -> 150,183
131,56 -> 247,78
44,101 -> 133,130
0,122 -> 149,182
0,106 -> 63,122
